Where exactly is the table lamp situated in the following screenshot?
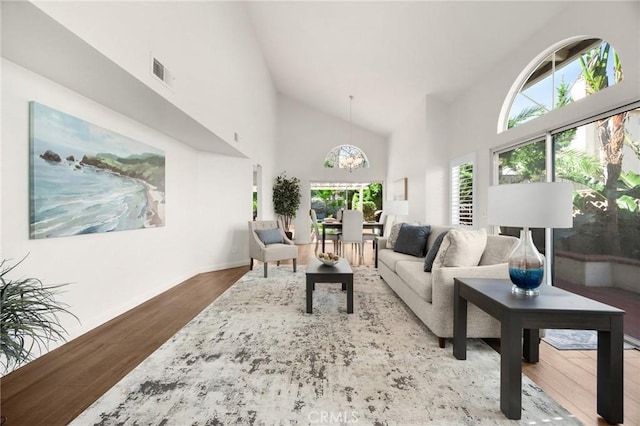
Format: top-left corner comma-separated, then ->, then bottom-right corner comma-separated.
487,182 -> 573,295
383,200 -> 409,236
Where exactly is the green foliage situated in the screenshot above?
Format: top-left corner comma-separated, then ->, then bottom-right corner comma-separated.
1,257 -> 79,372
81,153 -> 165,192
272,172 -> 301,231
507,106 -> 543,129
499,140 -> 547,183
503,82 -> 575,183
579,42 -> 611,94
361,201 -> 377,221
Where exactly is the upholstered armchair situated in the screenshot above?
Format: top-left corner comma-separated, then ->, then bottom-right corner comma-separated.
248,220 -> 298,277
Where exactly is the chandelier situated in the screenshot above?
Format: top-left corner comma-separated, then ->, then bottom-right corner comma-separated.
324,95 -> 370,173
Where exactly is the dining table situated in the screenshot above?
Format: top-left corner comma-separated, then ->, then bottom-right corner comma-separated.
321,220 -> 385,253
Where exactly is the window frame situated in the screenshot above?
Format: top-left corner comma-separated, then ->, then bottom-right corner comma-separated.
498,38 -> 622,133
450,152 -> 477,227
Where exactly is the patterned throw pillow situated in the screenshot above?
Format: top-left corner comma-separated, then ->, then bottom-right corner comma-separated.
386,222 -> 405,251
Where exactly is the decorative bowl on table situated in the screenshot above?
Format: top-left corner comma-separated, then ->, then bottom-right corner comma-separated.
318,253 -> 340,266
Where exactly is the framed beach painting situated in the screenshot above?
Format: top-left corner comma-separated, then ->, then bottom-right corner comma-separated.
29,102 -> 166,239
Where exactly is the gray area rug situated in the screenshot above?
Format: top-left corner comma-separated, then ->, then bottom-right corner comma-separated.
542,328 -> 635,351
72,266 -> 581,425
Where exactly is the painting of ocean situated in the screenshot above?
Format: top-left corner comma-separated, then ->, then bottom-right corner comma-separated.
29,102 -> 166,239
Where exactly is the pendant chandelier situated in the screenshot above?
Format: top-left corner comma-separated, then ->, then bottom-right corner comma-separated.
323,95 -> 370,173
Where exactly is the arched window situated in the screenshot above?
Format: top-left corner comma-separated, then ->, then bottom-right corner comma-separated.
324,144 -> 369,173
501,38 -> 623,131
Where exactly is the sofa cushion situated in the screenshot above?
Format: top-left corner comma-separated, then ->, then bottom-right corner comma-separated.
396,261 -> 433,303
379,248 -> 423,272
255,228 -> 283,245
424,231 -> 448,272
386,222 -> 404,250
441,228 -> 488,267
479,235 -> 518,265
393,224 -> 431,257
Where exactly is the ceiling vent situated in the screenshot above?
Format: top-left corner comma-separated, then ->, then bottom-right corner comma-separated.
151,55 -> 174,88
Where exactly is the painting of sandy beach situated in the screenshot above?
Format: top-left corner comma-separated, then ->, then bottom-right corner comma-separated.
29,102 -> 165,239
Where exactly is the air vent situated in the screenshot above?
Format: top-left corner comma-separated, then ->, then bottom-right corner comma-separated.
150,55 -> 174,88
152,58 -> 164,80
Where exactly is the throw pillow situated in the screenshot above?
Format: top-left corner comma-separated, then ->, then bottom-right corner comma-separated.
255,228 -> 283,245
393,224 -> 432,257
386,222 -> 404,251
442,228 -> 488,267
423,231 -> 448,272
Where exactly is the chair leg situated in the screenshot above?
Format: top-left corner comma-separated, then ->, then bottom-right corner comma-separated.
264,262 -> 268,278
438,337 -> 446,348
277,261 -> 280,266
293,259 -> 297,272
250,258 -> 254,270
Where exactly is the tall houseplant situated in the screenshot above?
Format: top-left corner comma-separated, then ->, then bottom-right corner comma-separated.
0,256 -> 78,373
272,172 -> 301,236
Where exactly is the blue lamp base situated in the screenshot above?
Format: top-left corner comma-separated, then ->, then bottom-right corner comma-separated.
508,228 -> 544,296
509,266 -> 544,295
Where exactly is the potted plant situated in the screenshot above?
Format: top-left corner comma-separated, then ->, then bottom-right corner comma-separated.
272,171 -> 301,239
0,256 -> 79,373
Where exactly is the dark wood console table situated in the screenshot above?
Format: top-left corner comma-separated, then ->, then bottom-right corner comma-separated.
453,278 -> 624,424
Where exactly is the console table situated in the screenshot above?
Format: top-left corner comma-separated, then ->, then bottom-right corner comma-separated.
453,278 -> 624,424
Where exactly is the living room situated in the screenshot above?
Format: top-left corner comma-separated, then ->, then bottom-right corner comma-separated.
1,1 -> 639,425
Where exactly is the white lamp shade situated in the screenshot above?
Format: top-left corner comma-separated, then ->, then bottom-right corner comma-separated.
487,182 -> 573,228
384,200 -> 409,216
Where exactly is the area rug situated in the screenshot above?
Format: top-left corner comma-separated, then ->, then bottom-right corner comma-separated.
71,266 -> 580,425
542,328 -> 635,351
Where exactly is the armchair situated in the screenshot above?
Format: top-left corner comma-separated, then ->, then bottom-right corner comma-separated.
248,220 -> 298,277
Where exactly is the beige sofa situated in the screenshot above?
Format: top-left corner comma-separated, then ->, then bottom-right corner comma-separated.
377,225 -> 517,348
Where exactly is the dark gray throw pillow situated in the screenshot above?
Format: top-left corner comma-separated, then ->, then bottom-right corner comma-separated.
393,224 -> 431,257
424,231 -> 449,272
255,228 -> 283,245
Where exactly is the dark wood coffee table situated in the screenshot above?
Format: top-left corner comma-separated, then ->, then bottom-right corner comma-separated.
306,257 -> 353,314
453,278 -> 624,424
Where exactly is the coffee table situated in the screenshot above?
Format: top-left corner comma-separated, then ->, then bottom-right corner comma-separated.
306,257 -> 354,314
453,277 -> 624,424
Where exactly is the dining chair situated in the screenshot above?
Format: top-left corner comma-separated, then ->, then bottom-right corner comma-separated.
310,209 -> 340,254
363,213 -> 387,257
339,209 -> 364,264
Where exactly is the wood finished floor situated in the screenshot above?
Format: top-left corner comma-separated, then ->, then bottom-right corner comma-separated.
0,242 -> 637,425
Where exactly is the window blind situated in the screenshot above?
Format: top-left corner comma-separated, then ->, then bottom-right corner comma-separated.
451,162 -> 474,226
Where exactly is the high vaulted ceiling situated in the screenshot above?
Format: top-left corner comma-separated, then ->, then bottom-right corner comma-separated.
246,1 -> 572,136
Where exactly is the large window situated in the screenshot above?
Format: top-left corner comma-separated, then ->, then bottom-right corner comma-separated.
494,106 -> 640,342
498,139 -> 546,184
505,39 -> 622,130
554,108 -> 640,259
450,154 -> 475,227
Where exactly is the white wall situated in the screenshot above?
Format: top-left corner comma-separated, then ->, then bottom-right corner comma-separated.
1,1 -> 278,369
276,95 -> 388,243
196,153 -> 254,270
1,59 -> 200,343
387,96 -> 449,225
32,1 -> 276,160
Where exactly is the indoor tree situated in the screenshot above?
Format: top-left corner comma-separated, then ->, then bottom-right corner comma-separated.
272,172 -> 301,235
